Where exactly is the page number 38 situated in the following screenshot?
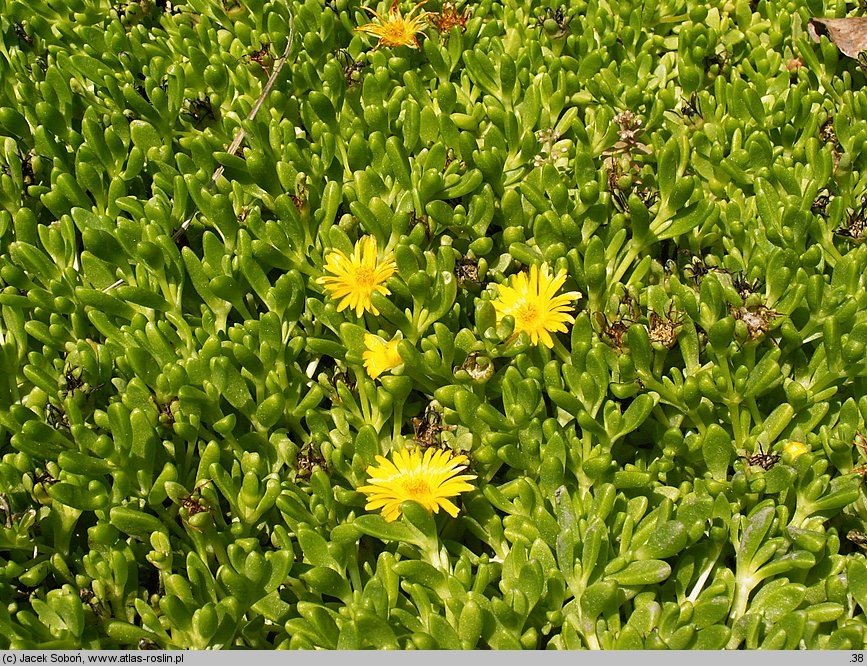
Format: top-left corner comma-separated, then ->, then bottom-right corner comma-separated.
852,655 -> 864,662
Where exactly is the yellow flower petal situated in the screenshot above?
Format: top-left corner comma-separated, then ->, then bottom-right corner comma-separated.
357,446 -> 476,522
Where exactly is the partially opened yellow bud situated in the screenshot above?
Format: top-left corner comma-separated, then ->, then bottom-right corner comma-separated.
783,441 -> 809,459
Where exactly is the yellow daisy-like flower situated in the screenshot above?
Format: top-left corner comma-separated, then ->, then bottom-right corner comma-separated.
491,263 -> 582,348
363,333 -> 403,379
355,0 -> 430,49
783,440 -> 809,458
358,447 -> 476,522
317,235 -> 396,317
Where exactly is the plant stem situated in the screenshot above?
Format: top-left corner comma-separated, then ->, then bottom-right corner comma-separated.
609,244 -> 642,288
552,337 -> 572,364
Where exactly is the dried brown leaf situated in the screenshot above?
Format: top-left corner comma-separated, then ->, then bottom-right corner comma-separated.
808,17 -> 867,58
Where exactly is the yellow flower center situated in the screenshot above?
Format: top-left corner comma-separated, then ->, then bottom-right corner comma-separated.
402,477 -> 430,497
355,266 -> 375,289
383,23 -> 410,41
515,303 -> 540,329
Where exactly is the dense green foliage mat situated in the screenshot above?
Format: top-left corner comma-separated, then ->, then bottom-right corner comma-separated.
4,0 -> 867,650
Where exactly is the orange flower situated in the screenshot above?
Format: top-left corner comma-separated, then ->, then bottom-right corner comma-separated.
430,2 -> 471,33
355,0 -> 430,49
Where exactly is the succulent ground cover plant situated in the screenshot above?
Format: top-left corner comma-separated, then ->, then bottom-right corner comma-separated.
4,0 -> 867,651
